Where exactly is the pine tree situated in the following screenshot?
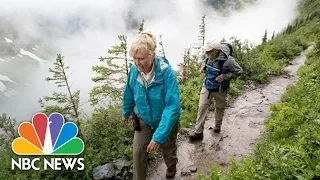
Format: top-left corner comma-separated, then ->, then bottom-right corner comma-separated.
138,19 -> 145,33
295,18 -> 300,27
262,29 -> 268,43
230,36 -> 244,62
198,15 -> 206,60
192,15 -> 206,60
38,54 -> 84,142
198,15 -> 206,47
285,24 -> 293,34
158,34 -> 166,57
271,31 -> 275,40
178,15 -> 207,82
179,48 -> 191,83
90,35 -> 130,106
39,54 -> 80,121
177,45 -> 203,84
306,13 -> 311,21
0,113 -> 18,148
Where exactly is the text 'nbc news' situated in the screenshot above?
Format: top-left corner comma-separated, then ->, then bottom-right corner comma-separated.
12,158 -> 84,170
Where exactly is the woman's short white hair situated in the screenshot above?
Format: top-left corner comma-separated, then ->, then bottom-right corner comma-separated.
129,31 -> 157,57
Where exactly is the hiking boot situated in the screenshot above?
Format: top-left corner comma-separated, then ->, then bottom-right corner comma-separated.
166,166 -> 176,178
189,132 -> 203,141
213,127 -> 221,133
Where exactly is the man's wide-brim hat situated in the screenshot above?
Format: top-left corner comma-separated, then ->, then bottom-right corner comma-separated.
203,40 -> 221,52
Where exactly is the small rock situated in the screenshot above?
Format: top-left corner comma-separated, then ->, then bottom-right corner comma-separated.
190,166 -> 198,172
223,135 -> 229,139
240,108 -> 250,114
93,163 -> 115,180
179,128 -> 190,135
256,108 -> 263,112
93,158 -> 132,180
113,158 -> 131,176
181,171 -> 190,176
219,161 -> 227,166
215,144 -> 221,152
181,165 -> 198,176
113,158 -> 131,169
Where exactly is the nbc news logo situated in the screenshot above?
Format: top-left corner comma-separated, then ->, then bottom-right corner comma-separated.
11,112 -> 85,170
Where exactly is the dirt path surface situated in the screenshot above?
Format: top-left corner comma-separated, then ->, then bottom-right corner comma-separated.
147,46 -> 313,180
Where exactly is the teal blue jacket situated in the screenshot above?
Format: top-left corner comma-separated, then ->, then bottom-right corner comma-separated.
122,56 -> 181,145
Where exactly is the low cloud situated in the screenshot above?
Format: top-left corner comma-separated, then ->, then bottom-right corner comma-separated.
0,0 -> 301,120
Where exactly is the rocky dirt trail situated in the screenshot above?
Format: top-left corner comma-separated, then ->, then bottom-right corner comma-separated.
147,46 -> 314,180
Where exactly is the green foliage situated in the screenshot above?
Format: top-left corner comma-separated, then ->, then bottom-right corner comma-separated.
178,54 -> 204,127
90,35 -> 130,106
227,78 -> 245,97
295,18 -> 320,42
0,108 -> 133,180
80,106 -> 133,179
197,164 -> 224,180
232,35 -> 307,83
84,106 -> 133,164
299,0 -> 320,18
228,37 -> 257,81
282,0 -> 320,37
180,75 -> 203,127
0,149 -> 20,180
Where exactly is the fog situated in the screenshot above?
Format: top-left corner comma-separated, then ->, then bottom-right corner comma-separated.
0,0 -> 301,121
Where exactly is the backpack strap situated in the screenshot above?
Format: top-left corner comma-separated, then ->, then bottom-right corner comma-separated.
205,59 -> 225,98
218,60 -> 225,75
204,58 -> 208,69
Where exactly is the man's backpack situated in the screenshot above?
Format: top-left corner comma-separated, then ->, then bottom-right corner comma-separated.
204,59 -> 225,92
221,42 -> 233,56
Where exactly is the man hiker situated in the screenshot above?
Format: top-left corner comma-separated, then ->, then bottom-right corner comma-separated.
189,40 -> 242,141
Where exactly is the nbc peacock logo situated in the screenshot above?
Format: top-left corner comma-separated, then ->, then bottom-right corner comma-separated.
11,112 -> 85,171
12,112 -> 84,155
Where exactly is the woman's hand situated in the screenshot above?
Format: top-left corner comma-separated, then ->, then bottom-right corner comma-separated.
121,117 -> 130,125
146,139 -> 160,152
